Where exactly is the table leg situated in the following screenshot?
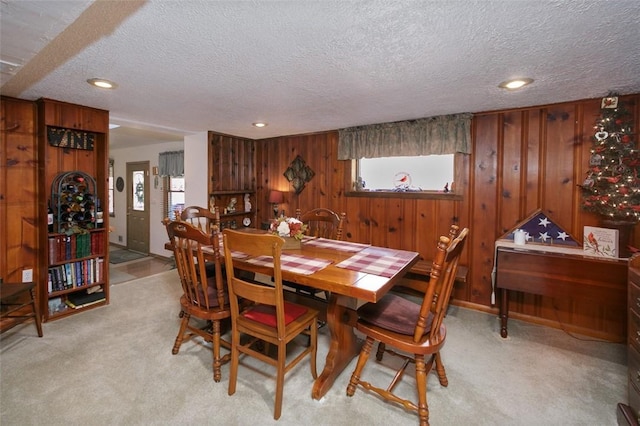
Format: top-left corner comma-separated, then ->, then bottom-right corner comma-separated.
312,293 -> 359,400
500,288 -> 509,338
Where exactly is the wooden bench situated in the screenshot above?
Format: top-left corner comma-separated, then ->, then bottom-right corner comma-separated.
0,282 -> 43,337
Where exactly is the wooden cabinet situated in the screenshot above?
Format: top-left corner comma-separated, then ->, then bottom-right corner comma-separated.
619,255 -> 640,425
37,98 -> 110,321
210,190 -> 257,230
207,131 -> 257,229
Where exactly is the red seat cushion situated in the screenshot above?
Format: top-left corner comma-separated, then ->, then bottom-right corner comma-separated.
242,302 -> 308,327
357,293 -> 433,336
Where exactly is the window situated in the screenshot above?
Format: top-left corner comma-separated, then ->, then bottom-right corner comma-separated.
163,176 -> 185,220
358,155 -> 454,192
108,159 -> 114,216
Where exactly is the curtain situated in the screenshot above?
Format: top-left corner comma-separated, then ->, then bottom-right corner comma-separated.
158,150 -> 184,176
337,113 -> 472,160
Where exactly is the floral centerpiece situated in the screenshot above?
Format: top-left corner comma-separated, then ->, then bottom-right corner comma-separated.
270,216 -> 307,240
270,216 -> 307,248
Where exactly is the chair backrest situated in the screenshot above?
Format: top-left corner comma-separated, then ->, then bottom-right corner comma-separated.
414,227 -> 468,343
222,229 -> 290,334
295,208 -> 346,240
180,205 -> 220,234
447,224 -> 460,242
166,220 -> 226,310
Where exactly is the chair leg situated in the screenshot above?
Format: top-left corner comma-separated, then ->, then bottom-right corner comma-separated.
375,342 -> 386,361
346,336 -> 374,396
434,351 -> 448,387
172,313 -> 190,354
415,354 -> 430,426
212,320 -> 222,382
228,327 -> 240,396
309,321 -> 318,379
273,341 -> 286,420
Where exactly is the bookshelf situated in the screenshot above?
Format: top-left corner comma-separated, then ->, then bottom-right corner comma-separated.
37,99 -> 110,321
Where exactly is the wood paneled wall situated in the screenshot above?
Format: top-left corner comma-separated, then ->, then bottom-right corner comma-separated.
208,132 -> 256,193
0,97 -> 38,283
253,94 -> 639,338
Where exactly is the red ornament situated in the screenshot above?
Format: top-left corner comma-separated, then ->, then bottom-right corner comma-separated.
622,135 -> 631,143
616,119 -> 623,125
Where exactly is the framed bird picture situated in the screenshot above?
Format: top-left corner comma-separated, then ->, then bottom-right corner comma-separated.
583,226 -> 618,258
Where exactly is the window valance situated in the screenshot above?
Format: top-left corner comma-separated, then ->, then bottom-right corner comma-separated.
158,150 -> 184,176
337,113 -> 472,160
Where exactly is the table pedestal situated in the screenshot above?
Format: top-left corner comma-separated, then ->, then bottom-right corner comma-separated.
312,294 -> 359,399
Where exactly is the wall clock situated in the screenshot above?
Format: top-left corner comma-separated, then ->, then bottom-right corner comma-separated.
393,172 -> 411,189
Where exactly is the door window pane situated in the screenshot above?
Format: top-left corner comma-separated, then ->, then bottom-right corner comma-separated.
132,170 -> 145,211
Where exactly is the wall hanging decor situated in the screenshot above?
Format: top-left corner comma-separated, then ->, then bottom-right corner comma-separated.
47,126 -> 95,150
284,155 -> 315,194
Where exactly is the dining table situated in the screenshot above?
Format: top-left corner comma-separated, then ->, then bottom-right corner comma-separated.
166,231 -> 420,400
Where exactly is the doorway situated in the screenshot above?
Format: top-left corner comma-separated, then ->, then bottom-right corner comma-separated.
126,161 -> 150,254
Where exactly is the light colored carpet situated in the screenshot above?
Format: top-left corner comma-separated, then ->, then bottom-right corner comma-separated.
0,270 -> 626,425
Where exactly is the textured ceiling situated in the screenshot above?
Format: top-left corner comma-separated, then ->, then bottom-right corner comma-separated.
2,0 -> 640,149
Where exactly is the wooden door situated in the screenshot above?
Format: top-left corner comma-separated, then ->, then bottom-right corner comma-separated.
126,161 -> 149,254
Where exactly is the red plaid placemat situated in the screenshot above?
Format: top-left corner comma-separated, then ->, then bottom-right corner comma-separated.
335,247 -> 418,278
302,237 -> 370,253
202,243 -> 249,259
246,253 -> 332,275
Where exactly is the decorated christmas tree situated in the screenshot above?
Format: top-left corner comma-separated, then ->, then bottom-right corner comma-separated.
581,95 -> 639,222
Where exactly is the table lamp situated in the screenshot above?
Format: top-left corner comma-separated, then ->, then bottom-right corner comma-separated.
268,190 -> 284,218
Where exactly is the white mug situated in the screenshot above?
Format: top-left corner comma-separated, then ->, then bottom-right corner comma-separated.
513,229 -> 529,245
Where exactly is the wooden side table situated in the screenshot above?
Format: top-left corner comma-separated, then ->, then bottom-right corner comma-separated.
0,282 -> 43,337
494,244 -> 627,341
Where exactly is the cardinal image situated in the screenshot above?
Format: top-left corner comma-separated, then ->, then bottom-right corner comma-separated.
587,232 -> 600,254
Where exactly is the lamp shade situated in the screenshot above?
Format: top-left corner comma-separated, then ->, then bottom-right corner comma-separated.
268,190 -> 284,204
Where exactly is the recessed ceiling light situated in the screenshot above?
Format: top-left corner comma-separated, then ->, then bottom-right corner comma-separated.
498,78 -> 534,90
252,122 -> 268,128
87,78 -> 117,89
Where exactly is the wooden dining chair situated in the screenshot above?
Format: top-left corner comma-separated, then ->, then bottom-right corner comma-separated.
222,229 -> 318,420
180,205 -> 220,234
346,228 -> 469,426
376,223 -> 460,361
165,220 -> 231,382
295,207 -> 346,240
179,206 -> 222,278
288,208 -> 346,302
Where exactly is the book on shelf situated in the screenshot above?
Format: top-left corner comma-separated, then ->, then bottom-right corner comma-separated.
66,289 -> 105,309
583,225 -> 619,258
48,231 -> 105,263
48,258 -> 103,293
